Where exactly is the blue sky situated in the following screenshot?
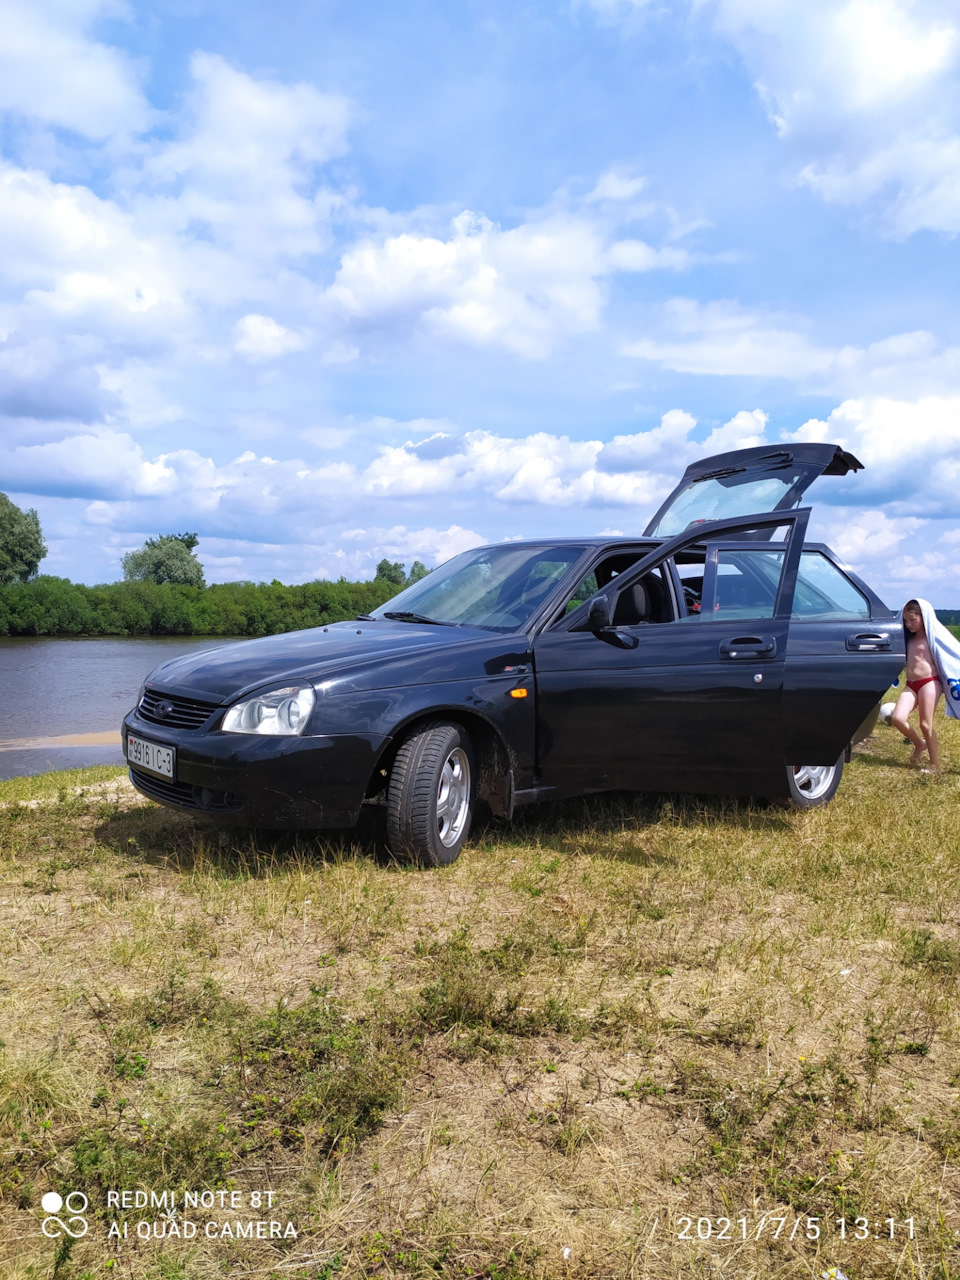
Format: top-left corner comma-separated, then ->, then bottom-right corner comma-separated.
1,0 -> 959,603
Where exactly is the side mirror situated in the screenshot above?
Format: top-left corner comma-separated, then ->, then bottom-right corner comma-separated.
587,595 -> 612,631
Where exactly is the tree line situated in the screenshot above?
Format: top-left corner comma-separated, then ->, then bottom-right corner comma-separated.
0,574 -> 413,637
0,491 -> 430,636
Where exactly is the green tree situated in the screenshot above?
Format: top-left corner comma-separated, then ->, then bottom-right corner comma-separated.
122,533 -> 205,586
406,560 -> 429,583
374,558 -> 407,588
0,492 -> 47,584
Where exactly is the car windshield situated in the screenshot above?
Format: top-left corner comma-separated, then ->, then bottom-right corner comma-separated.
647,468 -> 809,536
370,544 -> 587,631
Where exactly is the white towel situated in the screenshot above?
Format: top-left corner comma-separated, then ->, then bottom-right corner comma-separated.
911,599 -> 960,721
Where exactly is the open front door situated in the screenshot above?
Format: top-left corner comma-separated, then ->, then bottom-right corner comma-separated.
644,443 -> 862,538
533,511 -> 808,799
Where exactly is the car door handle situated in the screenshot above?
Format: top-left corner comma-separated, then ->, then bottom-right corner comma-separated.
718,636 -> 777,659
845,632 -> 891,651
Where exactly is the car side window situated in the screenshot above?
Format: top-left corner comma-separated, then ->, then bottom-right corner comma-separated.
792,551 -> 870,619
565,570 -> 599,614
710,549 -> 784,619
562,552 -> 644,615
558,554 -> 675,624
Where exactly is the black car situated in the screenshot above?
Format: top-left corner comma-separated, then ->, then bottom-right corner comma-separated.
123,442 -> 904,865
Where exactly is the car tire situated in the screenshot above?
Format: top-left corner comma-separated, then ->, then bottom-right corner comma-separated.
386,721 -> 475,866
785,755 -> 844,808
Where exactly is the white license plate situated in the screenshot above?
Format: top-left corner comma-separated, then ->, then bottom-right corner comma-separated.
127,734 -> 175,779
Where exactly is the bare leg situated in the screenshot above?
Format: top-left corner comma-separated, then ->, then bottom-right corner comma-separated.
917,681 -> 942,772
891,689 -> 924,762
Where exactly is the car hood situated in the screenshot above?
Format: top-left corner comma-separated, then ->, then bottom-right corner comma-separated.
144,620 -> 525,702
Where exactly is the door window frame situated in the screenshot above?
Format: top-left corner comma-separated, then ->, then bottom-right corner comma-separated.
552,508 -> 810,634
700,540 -> 790,621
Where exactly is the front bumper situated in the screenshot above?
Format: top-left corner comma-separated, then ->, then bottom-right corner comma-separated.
122,711 -> 389,828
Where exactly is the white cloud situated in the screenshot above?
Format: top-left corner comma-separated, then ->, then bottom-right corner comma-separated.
143,53 -> 350,259
339,524 -> 485,563
0,0 -> 153,140
325,208 -> 695,359
0,412 -> 764,522
701,408 -> 768,452
234,314 -> 307,362
623,297 -> 960,395
703,0 -> 960,235
813,508 -> 925,563
0,54 -> 355,434
0,162 -> 182,320
606,240 -> 693,271
584,171 -> 647,202
624,298 -> 836,378
786,394 -> 960,517
593,409 -> 698,472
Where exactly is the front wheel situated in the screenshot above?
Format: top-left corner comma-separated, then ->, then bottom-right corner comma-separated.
785,755 -> 844,808
386,721 -> 475,866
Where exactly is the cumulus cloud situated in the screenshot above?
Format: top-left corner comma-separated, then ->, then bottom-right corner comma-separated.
813,508 -> 926,563
703,0 -> 960,235
785,394 -> 960,516
0,411 -> 766,522
234,314 -> 308,362
0,162 -> 182,321
142,53 -> 350,260
0,53 -> 353,437
339,524 -> 485,563
0,0 -> 154,140
324,208 -> 695,359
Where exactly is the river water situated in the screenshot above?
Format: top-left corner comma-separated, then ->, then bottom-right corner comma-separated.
0,636 -> 234,780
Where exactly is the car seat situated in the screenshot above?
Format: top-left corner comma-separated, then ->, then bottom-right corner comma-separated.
612,574 -> 670,625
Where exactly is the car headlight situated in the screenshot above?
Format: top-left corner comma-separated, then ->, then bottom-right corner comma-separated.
221,685 -> 316,736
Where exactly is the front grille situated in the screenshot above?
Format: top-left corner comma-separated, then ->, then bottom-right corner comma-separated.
130,768 -> 199,808
139,689 -> 221,730
129,769 -> 243,812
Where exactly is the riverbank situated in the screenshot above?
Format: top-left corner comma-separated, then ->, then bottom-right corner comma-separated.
1,720 -> 958,1279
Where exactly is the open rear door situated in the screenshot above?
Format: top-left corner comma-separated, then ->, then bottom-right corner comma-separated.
644,443 -> 862,538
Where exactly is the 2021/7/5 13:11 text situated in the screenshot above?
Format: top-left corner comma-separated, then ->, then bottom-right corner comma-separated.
676,1216 -> 916,1241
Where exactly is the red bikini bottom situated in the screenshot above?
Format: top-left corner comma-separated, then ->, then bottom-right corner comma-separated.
906,675 -> 941,694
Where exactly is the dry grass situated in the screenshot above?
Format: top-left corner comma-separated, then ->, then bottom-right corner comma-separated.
1,719 -> 959,1279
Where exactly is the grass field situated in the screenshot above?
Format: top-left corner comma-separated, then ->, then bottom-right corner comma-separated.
1,719 -> 959,1280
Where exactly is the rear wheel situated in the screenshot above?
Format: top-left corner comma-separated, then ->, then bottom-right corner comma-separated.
386,721 -> 475,866
785,755 -> 844,808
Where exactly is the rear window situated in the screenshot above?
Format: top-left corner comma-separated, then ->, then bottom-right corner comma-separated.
648,469 -> 808,536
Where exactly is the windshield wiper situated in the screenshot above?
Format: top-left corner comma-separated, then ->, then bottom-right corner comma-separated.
356,613 -> 377,621
382,610 -> 456,626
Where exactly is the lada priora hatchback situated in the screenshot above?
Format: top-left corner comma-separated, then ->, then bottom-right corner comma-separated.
123,443 -> 905,865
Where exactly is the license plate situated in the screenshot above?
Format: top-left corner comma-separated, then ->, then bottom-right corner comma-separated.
127,733 -> 175,779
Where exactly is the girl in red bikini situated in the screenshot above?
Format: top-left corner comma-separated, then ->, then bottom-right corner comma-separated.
891,599 -> 942,773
